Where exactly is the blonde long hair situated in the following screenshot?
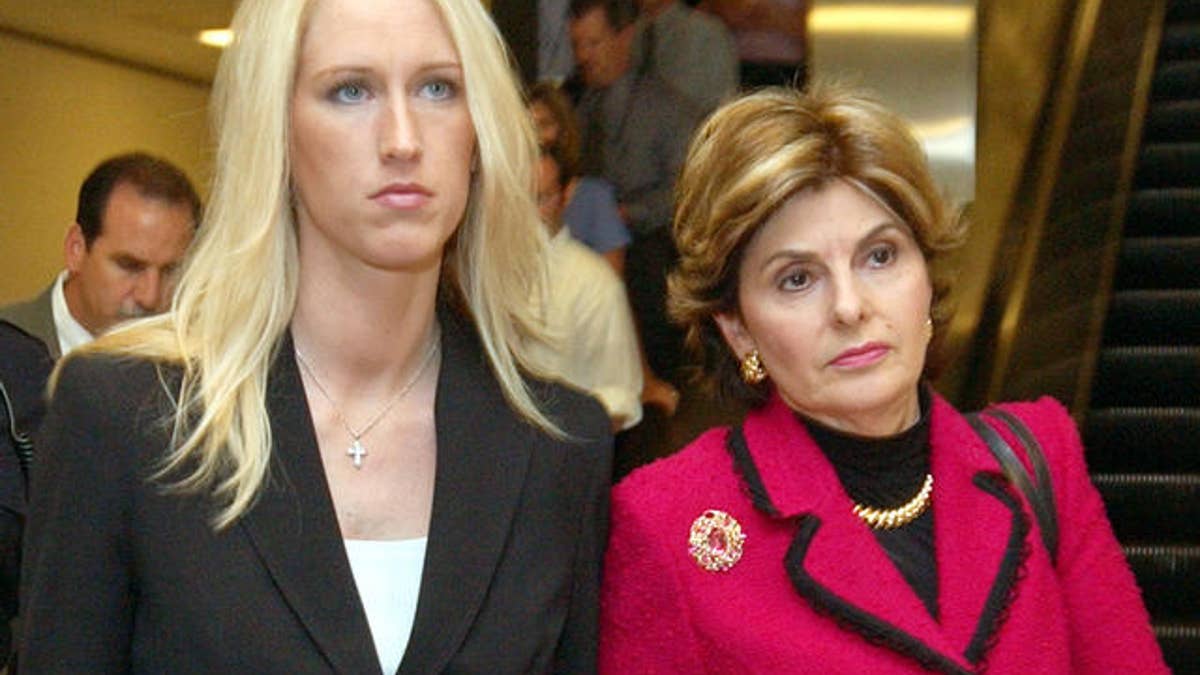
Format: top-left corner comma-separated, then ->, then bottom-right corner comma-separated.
75,0 -> 552,529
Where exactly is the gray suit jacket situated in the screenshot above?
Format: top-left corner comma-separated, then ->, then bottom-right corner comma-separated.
0,284 -> 59,361
577,73 -> 703,237
632,2 -> 739,116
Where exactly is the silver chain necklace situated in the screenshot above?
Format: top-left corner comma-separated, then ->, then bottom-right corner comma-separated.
294,336 -> 439,469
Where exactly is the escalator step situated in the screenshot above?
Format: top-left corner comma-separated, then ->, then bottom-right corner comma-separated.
1124,188 -> 1200,236
1136,142 -> 1200,188
1115,236 -> 1200,289
1167,0 -> 1200,23
1156,623 -> 1200,675
1091,346 -> 1200,407
1103,289 -> 1200,345
1160,22 -> 1200,61
1152,59 -> 1200,100
1085,407 -> 1200,473
1124,545 -> 1200,621
1092,473 -> 1200,544
1143,100 -> 1200,142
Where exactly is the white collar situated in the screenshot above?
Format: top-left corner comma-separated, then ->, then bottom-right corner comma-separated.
51,271 -> 95,356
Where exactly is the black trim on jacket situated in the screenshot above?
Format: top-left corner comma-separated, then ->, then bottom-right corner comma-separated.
725,426 -> 1033,674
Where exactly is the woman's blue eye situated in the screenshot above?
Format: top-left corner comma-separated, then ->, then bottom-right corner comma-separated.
421,80 -> 456,101
331,82 -> 369,103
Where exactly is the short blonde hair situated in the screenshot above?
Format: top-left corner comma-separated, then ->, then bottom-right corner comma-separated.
80,0 -> 552,528
669,84 -> 965,405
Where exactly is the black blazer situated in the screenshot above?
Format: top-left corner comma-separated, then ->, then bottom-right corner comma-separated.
1,321 -> 53,661
19,309 -> 613,673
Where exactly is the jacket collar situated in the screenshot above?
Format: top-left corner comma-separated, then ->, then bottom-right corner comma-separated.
0,283 -> 61,360
239,305 -> 535,675
398,306 -> 536,674
240,330 -> 379,674
736,391 -> 1030,674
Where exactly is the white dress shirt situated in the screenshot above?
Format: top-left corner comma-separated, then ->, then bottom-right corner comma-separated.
50,271 -> 94,356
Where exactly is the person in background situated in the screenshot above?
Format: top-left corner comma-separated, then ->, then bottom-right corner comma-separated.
539,0 -> 576,85
0,152 -> 198,672
0,326 -> 53,672
631,0 -> 739,115
528,80 -> 683,415
569,0 -> 700,412
0,152 -> 199,361
528,146 -> 643,431
528,81 -> 630,274
700,0 -> 809,89
599,85 -> 1167,673
20,0 -> 612,671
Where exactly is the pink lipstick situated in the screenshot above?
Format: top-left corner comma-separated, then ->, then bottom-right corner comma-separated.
830,342 -> 889,369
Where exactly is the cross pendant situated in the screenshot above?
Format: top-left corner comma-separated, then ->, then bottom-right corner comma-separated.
347,439 -> 368,469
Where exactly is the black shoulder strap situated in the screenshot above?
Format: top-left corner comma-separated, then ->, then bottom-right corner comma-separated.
966,409 -> 1059,564
0,379 -> 33,490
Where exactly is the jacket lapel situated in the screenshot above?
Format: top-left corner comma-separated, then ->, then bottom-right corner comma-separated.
740,392 -> 1028,673
742,397 -> 961,659
398,308 -> 535,674
930,398 -> 1031,664
239,334 -> 382,674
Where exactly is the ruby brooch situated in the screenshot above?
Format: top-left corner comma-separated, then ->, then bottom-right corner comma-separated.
688,509 -> 745,572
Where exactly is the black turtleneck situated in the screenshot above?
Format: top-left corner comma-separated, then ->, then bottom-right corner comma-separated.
799,389 -> 938,618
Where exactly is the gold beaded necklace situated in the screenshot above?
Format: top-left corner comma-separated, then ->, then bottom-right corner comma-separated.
852,473 -> 934,530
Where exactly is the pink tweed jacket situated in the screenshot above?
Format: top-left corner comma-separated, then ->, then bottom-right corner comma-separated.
599,393 -> 1168,673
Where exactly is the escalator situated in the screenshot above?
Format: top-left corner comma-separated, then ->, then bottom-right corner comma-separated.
962,0 -> 1199,670
1084,2 -> 1200,670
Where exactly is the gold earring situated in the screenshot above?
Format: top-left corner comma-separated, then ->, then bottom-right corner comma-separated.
740,349 -> 767,384
925,317 -> 934,340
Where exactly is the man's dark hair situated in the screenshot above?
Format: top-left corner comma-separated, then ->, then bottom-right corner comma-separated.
569,0 -> 637,30
75,152 -> 202,246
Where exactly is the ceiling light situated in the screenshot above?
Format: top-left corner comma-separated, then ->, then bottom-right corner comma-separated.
810,5 -> 974,37
198,29 -> 234,49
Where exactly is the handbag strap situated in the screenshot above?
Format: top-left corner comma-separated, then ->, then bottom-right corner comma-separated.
966,409 -> 1059,564
0,379 -> 33,489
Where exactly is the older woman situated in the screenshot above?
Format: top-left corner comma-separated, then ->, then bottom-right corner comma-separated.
20,0 -> 611,672
599,86 -> 1167,673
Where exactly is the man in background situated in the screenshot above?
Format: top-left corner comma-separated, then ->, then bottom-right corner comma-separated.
0,152 -> 198,669
570,0 -> 701,386
0,152 -> 200,360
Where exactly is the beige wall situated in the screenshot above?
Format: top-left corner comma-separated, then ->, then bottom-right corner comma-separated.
0,31 -> 212,305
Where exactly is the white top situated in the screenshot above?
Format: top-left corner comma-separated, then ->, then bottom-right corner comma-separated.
344,537 -> 428,675
50,271 -> 94,356
527,229 -> 643,429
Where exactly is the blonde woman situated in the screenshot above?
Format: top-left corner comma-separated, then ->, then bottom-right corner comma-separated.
20,0 -> 611,672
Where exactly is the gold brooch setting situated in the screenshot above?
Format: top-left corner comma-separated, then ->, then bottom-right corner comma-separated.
688,509 -> 745,572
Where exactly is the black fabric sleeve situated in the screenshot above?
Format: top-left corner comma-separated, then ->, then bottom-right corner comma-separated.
553,393 -> 614,674
20,355 -> 146,672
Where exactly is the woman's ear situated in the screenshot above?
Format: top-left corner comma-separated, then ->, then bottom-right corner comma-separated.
713,311 -> 753,359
